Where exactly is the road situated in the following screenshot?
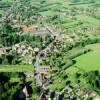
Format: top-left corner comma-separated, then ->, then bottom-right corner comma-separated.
34,26 -> 58,99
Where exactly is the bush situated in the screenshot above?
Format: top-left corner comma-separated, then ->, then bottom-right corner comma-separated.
6,54 -> 14,64
76,72 -> 81,78
66,80 -> 71,85
63,74 -> 68,79
0,57 -> 2,64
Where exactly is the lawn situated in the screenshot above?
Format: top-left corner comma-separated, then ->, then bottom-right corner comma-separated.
0,65 -> 34,72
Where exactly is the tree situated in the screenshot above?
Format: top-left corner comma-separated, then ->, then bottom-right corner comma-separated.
6,54 -> 14,64
0,57 -> 2,64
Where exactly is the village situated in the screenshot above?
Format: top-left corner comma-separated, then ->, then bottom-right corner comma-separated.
0,0 -> 100,99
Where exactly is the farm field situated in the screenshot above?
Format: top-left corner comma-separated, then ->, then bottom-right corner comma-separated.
0,65 -> 34,72
66,43 -> 100,75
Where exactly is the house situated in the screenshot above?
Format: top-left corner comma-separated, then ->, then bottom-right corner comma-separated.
38,66 -> 51,79
22,86 -> 29,97
14,86 -> 29,100
0,48 -> 4,56
34,47 -> 39,52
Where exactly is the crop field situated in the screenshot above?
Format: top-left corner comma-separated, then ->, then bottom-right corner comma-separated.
0,0 -> 13,16
36,0 -> 100,34
71,43 -> 100,72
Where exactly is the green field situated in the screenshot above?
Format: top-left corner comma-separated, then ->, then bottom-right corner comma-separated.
0,65 -> 34,72
76,14 -> 100,28
67,43 -> 100,73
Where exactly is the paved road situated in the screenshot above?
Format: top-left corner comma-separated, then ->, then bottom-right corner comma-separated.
34,26 -> 58,99
34,26 -> 56,85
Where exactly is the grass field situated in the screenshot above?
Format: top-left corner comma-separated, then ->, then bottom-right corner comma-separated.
67,43 -> 100,73
76,14 -> 100,28
48,43 -> 100,91
0,65 -> 34,72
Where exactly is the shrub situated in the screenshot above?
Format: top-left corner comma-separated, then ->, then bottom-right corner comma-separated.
0,57 -> 2,64
76,72 -> 81,78
63,74 -> 68,79
66,80 -> 71,85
